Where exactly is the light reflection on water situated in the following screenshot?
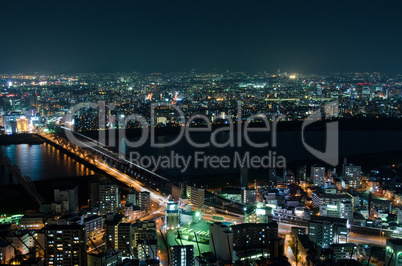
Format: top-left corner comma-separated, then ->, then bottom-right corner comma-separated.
0,143 -> 94,184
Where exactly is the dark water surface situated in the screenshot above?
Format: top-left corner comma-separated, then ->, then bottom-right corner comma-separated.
0,130 -> 401,184
0,143 -> 94,184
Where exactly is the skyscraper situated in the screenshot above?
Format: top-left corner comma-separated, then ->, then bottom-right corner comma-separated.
44,224 -> 87,266
139,191 -> 151,211
342,164 -> 362,188
187,186 -> 205,210
311,166 -> 326,188
89,181 -> 100,209
308,215 -> 348,249
105,214 -> 123,251
117,223 -> 133,259
165,200 -> 179,230
99,183 -> 119,215
126,188 -> 138,206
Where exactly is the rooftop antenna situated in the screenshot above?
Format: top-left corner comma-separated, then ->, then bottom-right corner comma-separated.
193,231 -> 201,257
177,230 -> 183,246
104,233 -> 120,262
366,246 -> 374,266
210,232 -> 218,262
227,234 -> 232,265
159,229 -> 171,265
27,231 -> 45,252
144,230 -> 155,259
55,232 -> 74,266
87,236 -> 101,254
388,250 -> 395,266
12,231 -> 36,262
120,235 -> 134,260
348,245 -> 355,266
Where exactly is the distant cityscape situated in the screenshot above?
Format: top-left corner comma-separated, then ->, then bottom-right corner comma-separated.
0,70 -> 401,266
0,71 -> 401,134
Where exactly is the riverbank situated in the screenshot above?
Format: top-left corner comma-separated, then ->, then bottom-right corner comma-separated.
74,118 -> 402,139
0,173 -> 132,214
0,134 -> 44,145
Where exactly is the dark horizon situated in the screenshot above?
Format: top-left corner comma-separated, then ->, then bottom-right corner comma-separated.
0,0 -> 401,74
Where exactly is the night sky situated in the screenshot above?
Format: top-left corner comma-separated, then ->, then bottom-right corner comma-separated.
0,0 -> 401,74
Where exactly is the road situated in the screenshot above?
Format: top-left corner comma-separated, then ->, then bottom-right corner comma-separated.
139,209 -> 165,222
348,232 -> 386,246
40,132 -> 168,204
283,234 -> 297,266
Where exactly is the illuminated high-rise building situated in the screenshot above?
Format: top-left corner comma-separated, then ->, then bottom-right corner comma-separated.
99,183 -> 119,215
187,186 -> 204,210
342,164 -> 362,189
16,117 -> 29,132
308,215 -> 348,249
139,191 -> 150,211
44,224 -> 87,266
165,200 -> 179,230
311,166 -> 326,187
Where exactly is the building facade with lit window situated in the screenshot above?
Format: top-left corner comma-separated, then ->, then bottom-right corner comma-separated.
385,239 -> 402,266
105,214 -> 123,251
232,222 -> 281,260
241,189 -> 256,204
244,206 -> 273,224
117,223 -> 133,259
187,186 -> 205,210
165,201 -> 179,230
99,183 -> 119,215
84,215 -> 103,238
312,190 -> 354,220
308,215 -> 348,249
139,191 -> 151,211
132,221 -> 157,249
19,214 -> 45,230
342,165 -> 362,189
0,241 -> 13,265
137,239 -> 158,262
311,166 -> 326,188
171,245 -> 194,266
44,224 -> 87,266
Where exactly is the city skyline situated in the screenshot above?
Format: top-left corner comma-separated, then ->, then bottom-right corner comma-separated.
0,1 -> 402,265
